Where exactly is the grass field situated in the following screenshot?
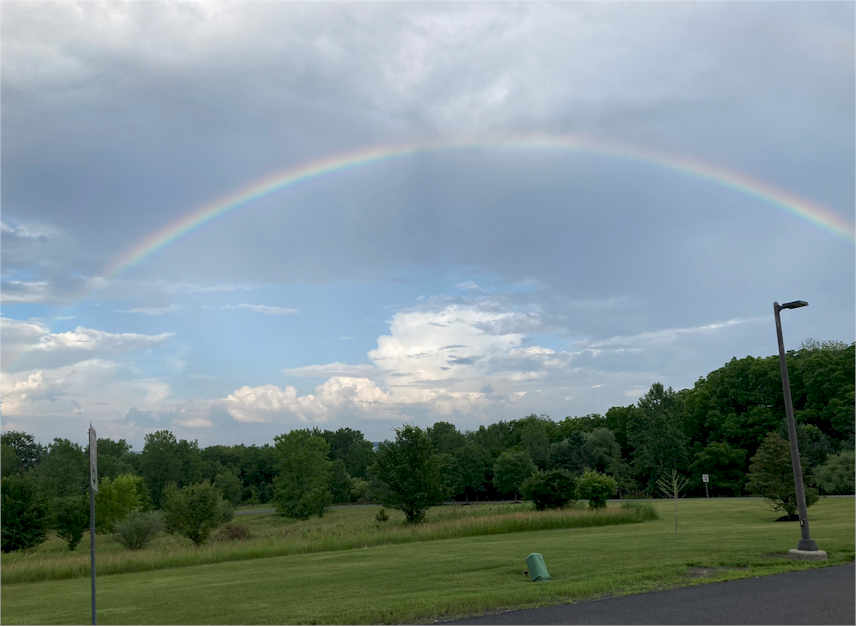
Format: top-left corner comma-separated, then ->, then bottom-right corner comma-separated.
1,497 -> 853,625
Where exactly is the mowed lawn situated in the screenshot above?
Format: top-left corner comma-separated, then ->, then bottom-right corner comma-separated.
2,498 -> 853,625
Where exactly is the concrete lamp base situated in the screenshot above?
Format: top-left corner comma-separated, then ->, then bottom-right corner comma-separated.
789,549 -> 828,561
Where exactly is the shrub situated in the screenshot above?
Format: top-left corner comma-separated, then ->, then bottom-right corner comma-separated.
576,470 -> 618,508
522,469 -> 577,510
113,510 -> 162,550
814,451 -> 855,495
162,480 -> 229,545
215,523 -> 250,541
375,507 -> 389,523
53,495 -> 90,550
1,475 -> 46,553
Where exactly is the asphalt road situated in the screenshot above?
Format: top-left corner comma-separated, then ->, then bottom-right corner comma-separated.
442,564 -> 855,625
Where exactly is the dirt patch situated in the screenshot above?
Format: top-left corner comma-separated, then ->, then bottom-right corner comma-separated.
686,566 -> 747,579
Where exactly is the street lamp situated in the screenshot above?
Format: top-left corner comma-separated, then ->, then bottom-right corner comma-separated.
773,300 -> 823,557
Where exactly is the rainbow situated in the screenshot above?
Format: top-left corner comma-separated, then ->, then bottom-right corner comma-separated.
105,134 -> 855,279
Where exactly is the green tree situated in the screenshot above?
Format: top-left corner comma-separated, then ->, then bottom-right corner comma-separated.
427,421 -> 466,455
162,480 -> 228,545
814,451 -> 855,495
576,470 -> 618,508
584,428 -> 620,473
519,418 -> 551,470
492,450 -> 537,501
0,431 -> 44,473
1,475 -> 46,552
92,438 -> 138,479
556,414 -> 608,437
214,469 -> 243,506
138,431 -> 183,508
371,425 -> 450,524
746,432 -> 819,519
689,442 -> 747,497
53,495 -> 90,550
1,443 -> 20,477
548,435 -> 586,474
273,430 -> 333,519
455,442 -> 492,502
629,383 -> 688,491
37,438 -> 88,501
521,469 -> 577,510
95,473 -> 146,533
329,459 -> 353,504
138,431 -> 203,508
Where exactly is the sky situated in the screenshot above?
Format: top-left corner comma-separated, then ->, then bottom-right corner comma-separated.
1,1 -> 854,450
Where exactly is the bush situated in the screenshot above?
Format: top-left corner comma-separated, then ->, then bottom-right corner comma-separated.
215,522 -> 250,541
375,507 -> 389,523
162,480 -> 229,545
521,470 -> 577,510
1,475 -> 47,553
576,470 -> 618,508
113,510 -> 162,550
53,495 -> 90,550
814,451 -> 855,495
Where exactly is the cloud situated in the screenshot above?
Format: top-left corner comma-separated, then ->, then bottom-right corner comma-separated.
589,317 -> 764,349
219,304 -> 299,315
0,360 -> 171,419
224,377 -> 396,424
115,304 -> 183,315
1,317 -> 174,371
283,363 -> 378,378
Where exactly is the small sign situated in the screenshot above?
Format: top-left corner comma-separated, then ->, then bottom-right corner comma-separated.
702,474 -> 709,483
89,424 -> 98,493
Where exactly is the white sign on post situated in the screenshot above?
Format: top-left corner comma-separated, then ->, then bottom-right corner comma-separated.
89,424 -> 98,493
702,474 -> 709,483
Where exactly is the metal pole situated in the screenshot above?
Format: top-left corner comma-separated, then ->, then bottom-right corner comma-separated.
773,302 -> 818,551
90,480 -> 96,625
705,482 -> 709,498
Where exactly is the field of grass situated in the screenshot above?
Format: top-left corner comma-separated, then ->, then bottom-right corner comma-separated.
0,502 -> 653,585
1,497 -> 853,625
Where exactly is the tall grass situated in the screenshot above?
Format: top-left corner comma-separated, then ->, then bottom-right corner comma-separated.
1,504 -> 655,585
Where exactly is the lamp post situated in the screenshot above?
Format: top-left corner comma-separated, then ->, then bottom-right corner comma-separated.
773,300 -> 819,553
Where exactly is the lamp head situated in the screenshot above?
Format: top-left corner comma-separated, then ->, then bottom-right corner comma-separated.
780,300 -> 808,310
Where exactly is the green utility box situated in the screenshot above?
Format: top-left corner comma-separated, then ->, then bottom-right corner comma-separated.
526,553 -> 551,582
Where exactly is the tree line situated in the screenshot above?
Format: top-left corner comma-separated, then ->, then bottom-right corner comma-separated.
2,339 -> 853,550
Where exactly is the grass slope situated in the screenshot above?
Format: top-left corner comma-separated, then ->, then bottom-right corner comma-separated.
2,498 -> 853,625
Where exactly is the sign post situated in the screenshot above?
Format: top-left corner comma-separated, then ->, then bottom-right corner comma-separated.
702,474 -> 709,499
89,424 -> 97,626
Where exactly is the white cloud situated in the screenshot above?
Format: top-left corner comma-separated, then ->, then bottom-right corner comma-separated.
175,418 -> 213,428
224,377 -> 395,424
589,317 -> 764,349
220,304 -> 299,315
115,304 -> 183,315
283,363 -> 378,378
0,360 -> 171,419
1,317 -> 174,372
